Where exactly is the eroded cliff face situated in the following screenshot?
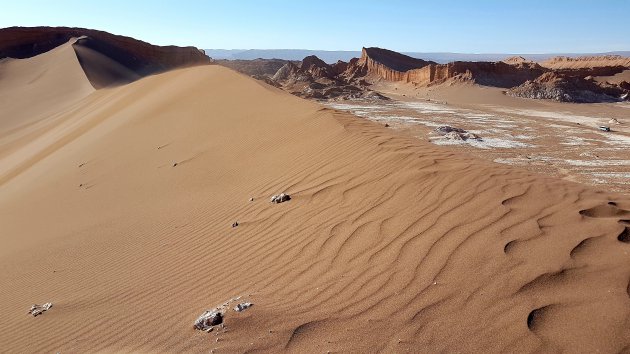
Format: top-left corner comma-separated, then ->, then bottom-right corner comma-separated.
348,47 -> 546,88
354,47 -> 436,81
0,27 -> 210,78
541,55 -> 630,69
406,61 -> 547,88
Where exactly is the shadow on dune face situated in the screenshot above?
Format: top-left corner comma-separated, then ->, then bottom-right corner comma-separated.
72,38 -> 141,89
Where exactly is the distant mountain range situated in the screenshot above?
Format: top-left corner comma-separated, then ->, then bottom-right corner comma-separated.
205,49 -> 630,64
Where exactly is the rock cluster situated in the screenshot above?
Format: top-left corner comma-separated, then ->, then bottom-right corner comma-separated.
435,126 -> 481,141
194,297 -> 254,332
233,302 -> 253,312
507,72 -> 629,103
194,310 -> 223,332
28,303 -> 53,317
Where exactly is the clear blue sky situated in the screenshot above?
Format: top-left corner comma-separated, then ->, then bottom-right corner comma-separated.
1,0 -> 628,53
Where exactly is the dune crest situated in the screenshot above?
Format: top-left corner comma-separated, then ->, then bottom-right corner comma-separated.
0,39 -> 94,134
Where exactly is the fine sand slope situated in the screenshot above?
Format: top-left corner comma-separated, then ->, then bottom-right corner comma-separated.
1,45 -> 630,353
0,39 -> 94,134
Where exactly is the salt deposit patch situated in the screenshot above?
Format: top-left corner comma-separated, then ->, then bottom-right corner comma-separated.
560,137 -> 595,146
327,103 -> 382,111
591,172 -> 630,178
598,132 -> 630,146
400,101 -> 458,114
563,159 -> 630,167
432,136 -> 532,149
489,107 -> 602,125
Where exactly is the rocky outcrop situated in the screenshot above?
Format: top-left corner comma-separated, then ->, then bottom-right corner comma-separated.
300,55 -> 335,78
352,47 -> 436,81
553,66 -> 627,78
507,72 -> 629,103
331,60 -> 349,75
344,47 -> 545,88
403,61 -> 546,87
277,56 -> 383,100
215,58 -> 292,77
541,55 -> 630,69
0,27 -> 210,74
272,62 -> 299,81
503,56 -> 532,65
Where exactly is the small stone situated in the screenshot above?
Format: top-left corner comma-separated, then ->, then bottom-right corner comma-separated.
234,302 -> 253,312
232,221 -> 239,228
249,197 -> 254,202
172,162 -> 178,167
28,303 -> 53,317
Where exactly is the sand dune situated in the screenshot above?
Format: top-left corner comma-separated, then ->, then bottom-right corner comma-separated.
1,43 -> 630,353
72,37 -> 141,89
0,38 -> 94,134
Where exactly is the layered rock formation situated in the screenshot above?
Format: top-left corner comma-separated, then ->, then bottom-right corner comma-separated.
345,48 -> 546,88
216,45 -> 630,103
270,56 -> 384,100
541,55 -> 630,69
507,72 -> 629,103
352,47 -> 436,81
0,26 -> 210,87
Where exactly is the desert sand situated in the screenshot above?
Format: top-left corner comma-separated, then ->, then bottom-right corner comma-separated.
349,82 -> 630,192
1,38 -> 630,353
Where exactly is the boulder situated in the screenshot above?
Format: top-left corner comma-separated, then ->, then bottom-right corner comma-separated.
270,193 -> 291,204
194,310 -> 223,332
233,302 -> 253,312
435,126 -> 481,141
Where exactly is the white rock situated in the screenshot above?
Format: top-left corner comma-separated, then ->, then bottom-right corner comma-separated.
194,310 -> 223,331
233,302 -> 253,312
28,302 -> 53,317
270,193 -> 291,204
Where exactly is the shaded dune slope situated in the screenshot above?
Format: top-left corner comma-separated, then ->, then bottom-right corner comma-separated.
0,39 -> 96,182
72,37 -> 141,88
0,54 -> 629,353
